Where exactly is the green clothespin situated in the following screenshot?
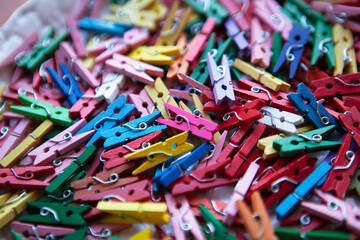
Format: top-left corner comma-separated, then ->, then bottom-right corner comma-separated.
275,228 -> 302,240
109,237 -> 119,240
64,227 -> 88,240
42,128 -> 67,140
269,32 -> 282,72
16,28 -> 55,68
11,95 -> 72,127
287,0 -> 328,23
310,20 -> 335,70
184,0 -> 228,25
273,125 -> 342,157
45,145 -> 97,194
10,230 -> 26,240
19,202 -> 91,226
198,205 -> 236,240
275,228 -> 351,240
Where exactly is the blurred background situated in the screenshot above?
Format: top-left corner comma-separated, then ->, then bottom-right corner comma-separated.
0,0 -> 27,25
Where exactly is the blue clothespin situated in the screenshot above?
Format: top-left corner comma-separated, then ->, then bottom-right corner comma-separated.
275,161 -> 331,220
77,95 -> 135,135
78,17 -> 131,36
89,111 -> 167,148
287,83 -> 343,132
46,62 -> 83,106
273,24 -> 311,79
153,142 -> 213,187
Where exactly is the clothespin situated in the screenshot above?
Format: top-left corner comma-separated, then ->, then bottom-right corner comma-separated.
88,28 -> 149,63
253,0 -> 293,40
165,194 -> 206,240
78,17 -> 131,36
184,0 -> 228,25
166,33 -> 189,82
158,103 -> 220,141
130,228 -> 153,240
237,191 -> 277,240
10,95 -> 72,127
250,154 -> 316,206
273,24 -> 311,79
45,145 -> 97,194
332,24 -> 357,76
154,142 -> 213,187
70,162 -> 137,200
92,110 -> 167,148
97,201 -> 170,225
273,125 -> 342,157
275,161 -> 332,220
0,120 -> 53,167
275,228 -> 351,240
302,189 -> 360,235
102,130 -> 162,170
155,225 -> 175,240
19,202 -> 91,226
95,72 -> 125,104
288,83 -> 343,132
207,53 -> 235,106
86,224 -> 131,240
219,0 -> 250,31
288,0 -> 328,23
224,18 -> 249,50
250,18 -> 273,69
11,221 -> 76,239
233,59 -> 290,92
321,134 -> 359,198
69,88 -> 103,119
339,107 -> 360,147
185,18 -> 216,63
0,190 -> 41,228
67,14 -> 86,57
129,89 -> 156,117
257,106 -> 304,134
46,63 -> 83,106
281,1 -> 315,36
125,132 -> 193,175
128,45 -> 180,66
198,205 -> 236,240
16,29 -> 69,71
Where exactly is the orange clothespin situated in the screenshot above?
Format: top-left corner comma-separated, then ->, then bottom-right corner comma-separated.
237,191 -> 278,240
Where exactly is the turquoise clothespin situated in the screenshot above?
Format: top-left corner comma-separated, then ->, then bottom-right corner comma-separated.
287,0 -> 328,23
184,0 -> 228,25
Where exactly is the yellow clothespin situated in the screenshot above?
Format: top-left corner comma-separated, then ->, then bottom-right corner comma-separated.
333,24 -> 357,76
128,46 -> 180,66
83,35 -> 107,69
127,132 -> 194,175
97,201 -> 170,225
0,84 -> 10,121
233,58 -> 290,92
155,1 -> 192,46
148,1 -> 168,21
0,190 -> 41,228
130,228 -> 153,240
145,78 -> 178,120
0,119 -> 53,167
257,125 -> 313,160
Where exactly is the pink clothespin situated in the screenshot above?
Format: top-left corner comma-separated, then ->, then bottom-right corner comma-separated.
219,0 -> 251,31
165,194 -> 206,240
301,189 -> 360,235
87,224 -> 130,240
67,14 -> 86,58
55,41 -> 100,87
88,28 -> 149,63
223,159 -> 260,225
73,0 -> 103,19
28,119 -> 95,166
169,73 -> 211,102
105,54 -> 164,86
253,0 -> 293,40
207,53 -> 235,106
185,18 -> 216,63
251,17 -> 273,69
69,88 -> 103,119
129,89 -> 156,117
0,119 -> 33,160
11,221 -> 76,239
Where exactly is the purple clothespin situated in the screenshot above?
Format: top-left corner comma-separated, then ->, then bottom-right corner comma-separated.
225,18 -> 249,50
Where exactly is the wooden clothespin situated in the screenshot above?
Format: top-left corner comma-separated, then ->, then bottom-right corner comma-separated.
129,89 -> 155,117
233,59 -> 290,92
224,18 -> 249,50
92,72 -> 125,104
69,88 -> 103,119
126,132 -> 194,175
339,107 -> 360,147
67,14 -> 86,58
184,0 -> 228,25
130,228 -> 153,240
237,191 -> 278,240
128,45 -> 180,66
275,227 -> 350,240
219,0 -> 251,31
97,201 -> 170,225
78,17 -> 131,36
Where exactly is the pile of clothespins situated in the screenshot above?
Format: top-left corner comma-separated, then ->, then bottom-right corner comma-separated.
0,0 -> 360,239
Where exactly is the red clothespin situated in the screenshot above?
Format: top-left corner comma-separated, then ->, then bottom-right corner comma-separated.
55,41 -> 100,88
67,14 -> 86,57
343,94 -> 360,109
0,166 -> 54,189
250,154 -> 316,207
185,18 -> 216,63
70,162 -> 138,201
11,221 -> 76,239
166,33 -> 189,83
129,89 -> 156,117
32,58 -> 54,90
311,72 -> 360,98
250,17 -> 272,69
80,179 -> 151,203
322,134 -> 360,198
218,0 -> 251,31
294,58 -> 330,86
339,107 -> 360,147
102,130 -> 163,170
333,97 -> 351,113
69,88 -> 104,119
197,131 -> 227,170
281,212 -> 327,233
217,99 -> 264,131
234,79 -> 294,112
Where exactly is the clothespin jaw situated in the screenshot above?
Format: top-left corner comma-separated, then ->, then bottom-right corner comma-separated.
273,125 -> 342,156
128,46 -> 180,65
126,132 -> 194,175
78,17 -> 131,36
11,95 -> 72,127
184,0 -> 228,25
207,53 -> 235,106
